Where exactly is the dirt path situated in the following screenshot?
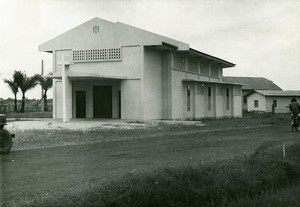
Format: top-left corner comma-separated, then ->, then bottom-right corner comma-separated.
1,124 -> 299,206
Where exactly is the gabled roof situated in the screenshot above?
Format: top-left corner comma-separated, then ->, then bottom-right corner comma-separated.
39,17 -> 235,68
223,77 -> 282,90
39,17 -> 189,52
254,90 -> 300,97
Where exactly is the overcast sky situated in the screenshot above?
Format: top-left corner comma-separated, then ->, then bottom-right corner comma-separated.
0,0 -> 299,99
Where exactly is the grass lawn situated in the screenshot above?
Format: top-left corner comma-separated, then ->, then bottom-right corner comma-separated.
5,111 -> 52,118
1,113 -> 299,206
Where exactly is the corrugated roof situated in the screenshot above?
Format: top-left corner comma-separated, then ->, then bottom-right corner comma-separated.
255,90 -> 300,97
223,77 -> 282,90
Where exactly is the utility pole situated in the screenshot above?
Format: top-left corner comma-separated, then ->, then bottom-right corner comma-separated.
41,60 -> 44,97
41,60 -> 44,112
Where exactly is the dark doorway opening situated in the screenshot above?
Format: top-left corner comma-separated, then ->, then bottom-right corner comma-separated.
76,91 -> 86,118
93,86 -> 112,118
118,90 -> 121,118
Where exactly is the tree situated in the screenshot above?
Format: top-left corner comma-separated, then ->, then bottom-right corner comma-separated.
3,71 -> 19,112
14,71 -> 39,113
35,74 -> 53,111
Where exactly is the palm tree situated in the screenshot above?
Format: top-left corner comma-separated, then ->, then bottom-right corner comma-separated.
3,72 -> 19,112
35,74 -> 53,111
14,71 -> 39,113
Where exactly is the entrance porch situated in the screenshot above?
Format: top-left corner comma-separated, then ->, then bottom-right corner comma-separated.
51,68 -> 126,121
72,79 -> 121,119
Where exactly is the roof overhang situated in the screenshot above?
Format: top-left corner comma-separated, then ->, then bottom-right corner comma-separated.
182,48 -> 235,68
182,79 -> 243,86
146,43 -> 235,68
45,72 -> 127,80
146,42 -> 178,51
248,90 -> 300,97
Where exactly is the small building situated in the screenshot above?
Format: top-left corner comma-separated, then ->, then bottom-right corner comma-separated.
246,90 -> 300,113
223,77 -> 282,111
39,17 -> 242,121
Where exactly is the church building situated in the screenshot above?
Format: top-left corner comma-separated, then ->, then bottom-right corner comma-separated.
39,17 -> 242,121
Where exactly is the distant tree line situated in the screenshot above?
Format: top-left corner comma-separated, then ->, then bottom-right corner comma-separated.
3,70 -> 53,113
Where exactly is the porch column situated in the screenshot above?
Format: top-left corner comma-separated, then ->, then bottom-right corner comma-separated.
60,56 -> 73,122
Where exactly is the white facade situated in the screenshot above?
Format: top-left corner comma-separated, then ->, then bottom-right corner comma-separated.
247,91 -> 300,113
247,93 -> 266,112
39,18 -> 242,121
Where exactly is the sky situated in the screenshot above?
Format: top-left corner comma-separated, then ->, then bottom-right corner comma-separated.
0,0 -> 300,99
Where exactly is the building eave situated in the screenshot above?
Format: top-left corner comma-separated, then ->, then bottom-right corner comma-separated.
185,48 -> 235,68
182,79 -> 243,86
45,72 -> 128,80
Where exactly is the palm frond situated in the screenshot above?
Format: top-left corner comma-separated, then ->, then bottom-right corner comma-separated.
3,79 -> 18,94
36,74 -> 53,92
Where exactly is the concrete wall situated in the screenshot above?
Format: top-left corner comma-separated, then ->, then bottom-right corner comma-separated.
232,85 -> 242,117
233,96 -> 242,116
53,80 -> 62,119
70,46 -> 141,79
162,52 -> 172,119
53,46 -> 141,79
247,93 -> 266,112
265,96 -> 298,113
195,84 -> 206,118
199,84 -> 213,118
143,47 -> 163,119
215,85 -> 225,118
222,86 -> 231,117
55,50 -> 72,75
205,84 -> 216,117
183,82 -> 195,119
171,70 -> 186,119
121,79 -> 141,119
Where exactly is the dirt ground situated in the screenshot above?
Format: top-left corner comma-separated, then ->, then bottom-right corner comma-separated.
6,118 -> 153,131
1,115 -> 299,206
6,118 -> 204,131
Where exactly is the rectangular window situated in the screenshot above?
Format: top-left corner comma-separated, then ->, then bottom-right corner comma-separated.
187,57 -> 198,73
173,53 -> 186,70
187,85 -> 191,111
208,87 -> 211,111
273,100 -> 277,107
226,88 -> 230,110
254,100 -> 259,108
243,96 -> 247,104
210,64 -> 219,78
200,61 -> 210,76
